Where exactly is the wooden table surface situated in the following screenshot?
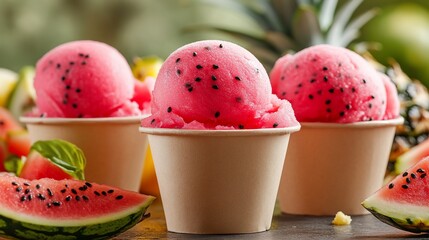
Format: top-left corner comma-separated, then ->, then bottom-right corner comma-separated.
114,200 -> 427,240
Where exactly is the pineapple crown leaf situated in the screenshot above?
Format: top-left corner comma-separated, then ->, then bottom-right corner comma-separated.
292,5 -> 323,48
340,8 -> 379,47
319,0 -> 338,31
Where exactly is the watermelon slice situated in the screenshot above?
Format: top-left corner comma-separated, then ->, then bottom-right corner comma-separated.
363,156 -> 429,233
6,129 -> 31,157
0,107 -> 22,139
19,140 -> 86,180
0,139 -> 7,171
0,174 -> 155,240
395,137 -> 429,174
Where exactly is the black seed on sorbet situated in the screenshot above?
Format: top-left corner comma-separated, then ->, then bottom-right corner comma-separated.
213,64 -> 219,69
325,100 -> 331,105
214,111 -> 220,118
52,201 -> 61,206
329,88 -> 334,93
339,112 -> 345,117
326,108 -> 331,113
219,44 -> 223,48
211,75 -> 217,81
323,76 -> 328,82
417,168 -> 425,173
151,119 -> 155,125
239,124 -> 244,129
363,79 -> 367,84
310,79 -> 316,83
167,107 -> 172,113
81,61 -> 86,65
56,63 -> 61,69
340,88 -> 344,93
176,58 -> 181,63
187,87 -> 193,92
72,103 -> 78,109
236,97 -> 242,102
212,85 -> 219,90
309,94 -> 314,99
69,61 -> 75,65
282,92 -> 286,96
196,65 -> 203,69
76,88 -> 81,93
323,66 -> 328,71
346,104 -> 351,110
235,76 -> 241,81
195,77 -> 202,82
47,188 -> 53,196
177,69 -> 181,75
352,88 -> 356,92
371,95 -> 375,99
273,123 -> 279,128
193,52 -> 197,57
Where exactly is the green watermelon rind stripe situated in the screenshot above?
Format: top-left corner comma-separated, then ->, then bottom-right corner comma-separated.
362,197 -> 429,233
0,196 -> 155,226
0,200 -> 152,240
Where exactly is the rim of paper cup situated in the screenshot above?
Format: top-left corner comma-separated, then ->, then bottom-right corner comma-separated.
139,124 -> 301,136
20,115 -> 146,124
299,117 -> 404,129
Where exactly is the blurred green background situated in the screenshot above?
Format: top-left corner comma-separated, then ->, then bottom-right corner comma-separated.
1,0 -> 429,85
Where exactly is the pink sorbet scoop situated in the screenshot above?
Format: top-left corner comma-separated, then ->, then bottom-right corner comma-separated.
34,40 -> 140,118
270,44 -> 400,123
141,40 -> 298,129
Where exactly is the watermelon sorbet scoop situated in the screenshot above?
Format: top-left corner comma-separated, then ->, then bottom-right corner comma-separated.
141,40 -> 298,129
34,40 -> 142,118
270,44 -> 400,123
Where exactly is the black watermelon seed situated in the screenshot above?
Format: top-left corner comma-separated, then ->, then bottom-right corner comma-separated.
94,191 -> 101,196
102,191 -> 107,196
195,77 -> 202,82
47,188 -> 53,197
167,107 -> 172,113
421,173 -> 427,178
56,63 -> 61,69
37,194 -> 46,200
273,123 -> 279,128
339,112 -> 345,117
82,195 -> 89,201
75,196 -> 81,201
20,196 -> 26,202
213,64 -> 219,69
322,66 -> 328,71
27,195 -> 32,201
214,111 -> 220,118
196,64 -> 203,69
176,58 -> 181,63
411,173 -> 417,179
323,76 -> 328,82
65,184 -> 69,188
23,182 -> 29,186
325,100 -> 331,105
329,88 -> 334,93
187,87 -> 193,92
66,85 -> 71,90
52,201 -> 61,206
71,189 -> 77,194
406,178 -> 411,184
11,182 -> 18,186
79,185 -> 87,191
193,52 -> 197,57
76,88 -> 81,93
352,88 -> 356,92
185,83 -> 191,88
65,196 -> 72,201
310,79 -> 316,83
239,124 -> 244,129
363,79 -> 367,84
61,76 -> 66,81
107,190 -> 114,194
16,187 -> 22,192
177,69 -> 181,75
219,44 -> 223,48
403,172 -> 408,177
212,85 -> 219,90
388,183 -> 394,189
72,103 -> 78,109
151,119 -> 155,125
309,94 -> 314,99
36,184 -> 41,189
85,182 -> 92,188
346,104 -> 351,110
25,189 -> 30,194
116,195 -> 124,200
211,75 -> 217,81
417,168 -> 425,173
402,185 -> 408,189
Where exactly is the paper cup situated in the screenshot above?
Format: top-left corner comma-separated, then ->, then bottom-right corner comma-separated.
278,118 -> 404,216
20,117 -> 148,191
139,126 -> 300,234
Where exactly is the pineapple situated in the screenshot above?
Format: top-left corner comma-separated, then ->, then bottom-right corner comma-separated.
189,0 -> 377,70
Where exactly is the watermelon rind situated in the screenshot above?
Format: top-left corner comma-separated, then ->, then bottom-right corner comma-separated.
0,196 -> 154,240
362,197 -> 429,233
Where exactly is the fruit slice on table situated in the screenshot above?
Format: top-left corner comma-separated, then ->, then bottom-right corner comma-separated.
394,137 -> 429,175
0,174 -> 155,240
6,129 -> 31,158
6,66 -> 36,119
0,68 -> 18,107
0,107 -> 23,138
19,140 -> 86,180
363,156 -> 429,233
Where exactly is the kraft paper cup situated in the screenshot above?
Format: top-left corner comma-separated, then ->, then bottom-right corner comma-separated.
139,126 -> 300,234
20,116 -> 148,191
278,117 -> 404,216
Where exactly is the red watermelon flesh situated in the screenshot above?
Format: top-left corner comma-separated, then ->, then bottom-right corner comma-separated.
0,107 -> 22,139
0,174 -> 155,225
6,129 -> 31,157
19,152 -> 73,180
363,156 -> 429,233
